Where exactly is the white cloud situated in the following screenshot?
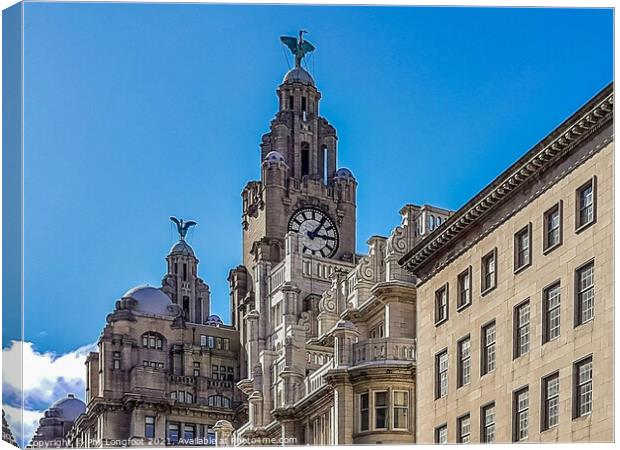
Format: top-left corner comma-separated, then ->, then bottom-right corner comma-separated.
2,340 -> 96,447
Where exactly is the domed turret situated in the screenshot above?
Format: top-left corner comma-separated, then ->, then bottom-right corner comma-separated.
122,285 -> 176,316
49,394 -> 86,422
282,67 -> 315,86
264,151 -> 287,164
169,240 -> 195,257
334,167 -> 355,180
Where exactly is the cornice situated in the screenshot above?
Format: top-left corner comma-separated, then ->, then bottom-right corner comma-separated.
399,83 -> 613,274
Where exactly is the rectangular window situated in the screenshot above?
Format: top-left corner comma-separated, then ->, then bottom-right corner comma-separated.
436,350 -> 449,398
544,202 -> 562,252
113,351 -> 121,370
168,423 -> 179,444
457,267 -> 472,309
575,261 -> 594,325
393,391 -> 409,430
216,337 -> 223,349
543,372 -> 560,430
435,424 -> 448,444
574,357 -> 593,418
514,225 -> 532,271
145,416 -> 155,439
193,362 -> 201,377
481,403 -> 495,443
374,391 -> 388,429
514,301 -> 530,358
457,414 -> 470,444
435,284 -> 449,324
212,365 -> 219,379
207,336 -> 215,348
481,249 -> 497,293
481,322 -> 496,375
359,393 -> 369,432
184,424 -> 195,442
576,178 -> 596,230
543,282 -> 561,343
457,336 -> 471,388
223,338 -> 230,350
513,387 -> 529,441
200,335 -> 207,347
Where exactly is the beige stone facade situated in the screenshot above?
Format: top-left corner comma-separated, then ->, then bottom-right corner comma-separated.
400,84 -> 614,443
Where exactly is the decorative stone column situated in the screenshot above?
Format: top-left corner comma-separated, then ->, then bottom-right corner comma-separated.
333,320 -> 359,367
213,420 -> 235,447
245,310 -> 260,373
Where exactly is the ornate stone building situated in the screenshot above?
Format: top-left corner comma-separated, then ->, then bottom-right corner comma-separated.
223,34 -> 450,446
399,83 -> 613,443
62,236 -> 245,447
29,395 -> 86,448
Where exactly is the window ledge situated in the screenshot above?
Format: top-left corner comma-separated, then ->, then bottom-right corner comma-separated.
575,219 -> 596,234
572,412 -> 592,422
542,242 -> 562,255
456,302 -> 472,313
481,286 -> 496,297
513,262 -> 531,275
435,318 -> 448,327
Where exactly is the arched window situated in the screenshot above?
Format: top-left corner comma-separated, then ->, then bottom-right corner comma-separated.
142,332 -> 164,350
301,142 -> 310,177
208,395 -> 231,408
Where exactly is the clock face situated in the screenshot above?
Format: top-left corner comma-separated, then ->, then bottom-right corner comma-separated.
288,208 -> 339,258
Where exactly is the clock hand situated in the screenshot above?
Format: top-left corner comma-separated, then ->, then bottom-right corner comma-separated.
311,216 -> 327,235
315,234 -> 335,241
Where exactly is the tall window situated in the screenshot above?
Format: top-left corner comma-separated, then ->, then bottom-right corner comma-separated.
435,284 -> 449,324
184,424 -> 195,442
574,357 -> 593,418
457,336 -> 471,388
359,393 -> 369,432
145,416 -> 155,439
435,424 -> 448,444
436,350 -> 448,398
481,249 -> 497,293
200,335 -> 207,347
514,301 -> 530,358
393,391 -> 409,430
113,351 -> 121,370
374,391 -> 388,429
301,142 -> 310,177
142,333 -> 163,350
208,395 -> 231,408
543,373 -> 560,430
544,202 -> 562,251
481,322 -> 496,375
513,387 -> 529,441
576,178 -> 596,229
543,282 -> 561,343
168,423 -> 180,445
457,414 -> 470,443
193,362 -> 201,377
514,225 -> 532,271
481,403 -> 496,443
457,268 -> 472,309
576,261 -> 594,325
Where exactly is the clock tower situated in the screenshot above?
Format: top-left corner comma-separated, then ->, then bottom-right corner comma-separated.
228,33 -> 357,381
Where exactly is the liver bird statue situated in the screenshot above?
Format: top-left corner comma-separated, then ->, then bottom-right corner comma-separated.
170,216 -> 197,241
280,30 -> 315,68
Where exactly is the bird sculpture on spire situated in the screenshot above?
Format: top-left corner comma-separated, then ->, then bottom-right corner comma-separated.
170,217 -> 197,241
280,30 -> 315,68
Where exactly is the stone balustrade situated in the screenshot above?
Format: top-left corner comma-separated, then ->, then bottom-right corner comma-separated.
352,337 -> 416,365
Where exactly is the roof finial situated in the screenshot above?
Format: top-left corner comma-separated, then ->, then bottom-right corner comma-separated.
170,217 -> 197,241
280,30 -> 315,68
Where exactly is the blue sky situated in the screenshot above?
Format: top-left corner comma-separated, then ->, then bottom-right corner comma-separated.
15,4 -> 612,355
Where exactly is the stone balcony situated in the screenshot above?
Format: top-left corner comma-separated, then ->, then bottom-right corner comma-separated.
304,359 -> 334,397
352,337 -> 416,365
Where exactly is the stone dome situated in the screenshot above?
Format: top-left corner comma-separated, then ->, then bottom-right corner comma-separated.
206,314 -> 223,326
264,151 -> 286,163
50,395 -> 85,422
122,285 -> 175,316
334,167 -> 355,179
169,240 -> 195,257
282,67 -> 315,85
